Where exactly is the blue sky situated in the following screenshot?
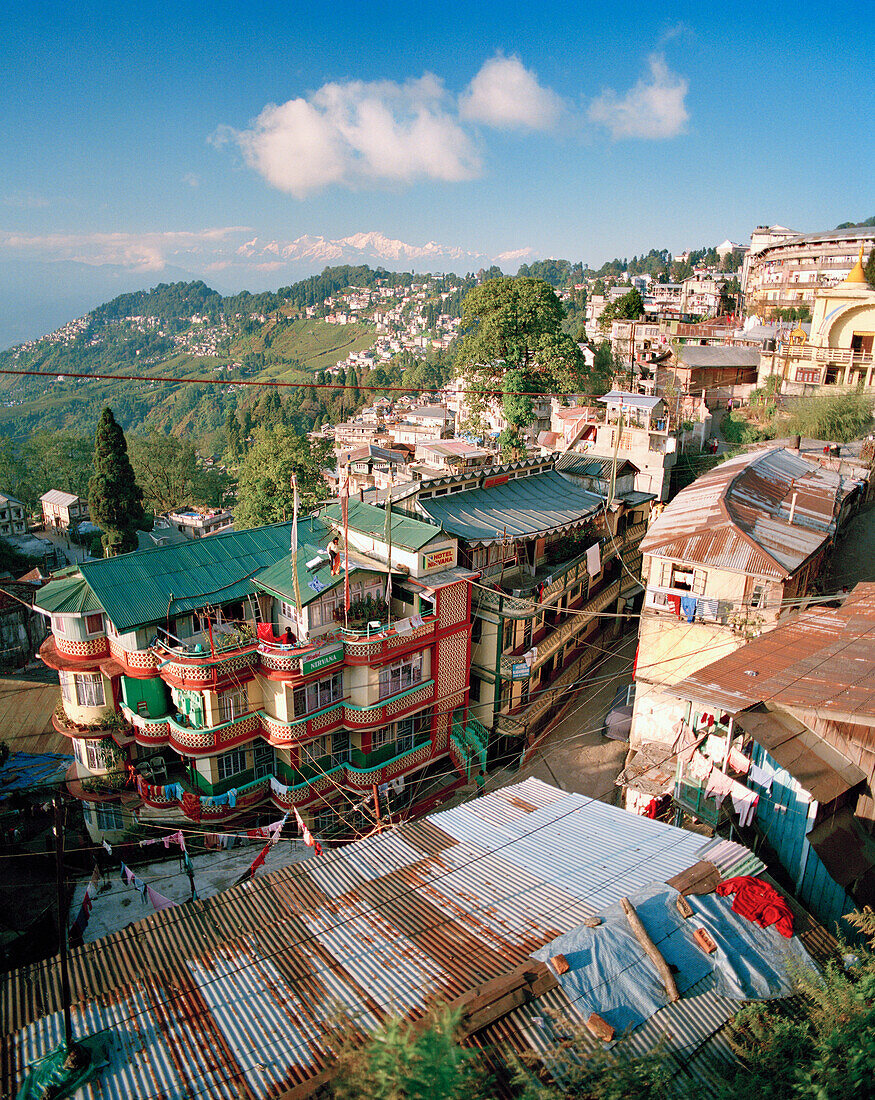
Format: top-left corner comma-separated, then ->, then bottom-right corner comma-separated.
1,0 -> 873,292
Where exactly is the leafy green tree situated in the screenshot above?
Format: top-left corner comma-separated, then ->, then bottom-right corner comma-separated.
234,427 -> 330,528
23,432 -> 94,502
715,907 -> 875,1100
128,433 -> 229,514
598,289 -> 644,334
455,277 -> 584,447
88,407 -> 148,555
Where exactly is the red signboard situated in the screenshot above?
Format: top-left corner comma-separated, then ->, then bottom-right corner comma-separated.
483,474 -> 510,489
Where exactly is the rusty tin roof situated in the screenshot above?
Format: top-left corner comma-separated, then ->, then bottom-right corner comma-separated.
1,778 -> 763,1098
640,448 -> 860,579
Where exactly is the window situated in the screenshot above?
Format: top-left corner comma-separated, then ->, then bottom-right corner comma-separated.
280,600 -> 299,621
298,735 -> 329,767
219,688 -> 248,723
84,613 -> 104,636
311,589 -> 346,627
469,677 -> 481,703
378,653 -> 423,698
83,739 -> 111,770
90,802 -> 125,832
293,671 -> 343,718
217,747 -> 248,781
372,726 -> 393,750
53,615 -> 67,635
60,672 -> 106,708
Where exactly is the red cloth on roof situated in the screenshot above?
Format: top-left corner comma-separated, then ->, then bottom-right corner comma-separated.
716,875 -> 794,938
257,623 -> 278,642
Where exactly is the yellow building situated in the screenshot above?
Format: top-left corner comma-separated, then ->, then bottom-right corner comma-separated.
758,248 -> 875,392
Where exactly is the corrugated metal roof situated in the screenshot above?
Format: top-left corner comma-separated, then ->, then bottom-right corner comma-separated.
419,472 -> 603,546
599,391 -> 663,410
640,448 -> 854,579
322,499 -> 445,551
39,489 -> 81,507
2,778 -> 768,1097
735,707 -> 866,802
76,521 -> 297,632
32,574 -> 104,615
671,584 -> 875,723
554,453 -> 637,480
680,346 -> 761,367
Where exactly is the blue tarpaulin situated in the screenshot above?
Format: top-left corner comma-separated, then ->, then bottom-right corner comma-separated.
532,883 -> 817,1035
0,751 -> 73,799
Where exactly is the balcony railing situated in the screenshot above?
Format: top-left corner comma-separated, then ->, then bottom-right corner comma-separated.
774,344 -> 875,367
136,739 -> 439,819
499,579 -> 621,677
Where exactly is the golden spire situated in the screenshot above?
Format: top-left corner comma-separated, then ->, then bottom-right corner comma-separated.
844,243 -> 867,284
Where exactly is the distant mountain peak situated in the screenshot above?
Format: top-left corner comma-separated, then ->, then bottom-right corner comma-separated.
237,231 -> 487,268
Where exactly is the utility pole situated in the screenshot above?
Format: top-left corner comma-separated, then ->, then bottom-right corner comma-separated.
372,784 -> 383,833
53,797 -> 87,1068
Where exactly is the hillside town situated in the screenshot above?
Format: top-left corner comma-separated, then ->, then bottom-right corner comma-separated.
2,220 -> 875,1098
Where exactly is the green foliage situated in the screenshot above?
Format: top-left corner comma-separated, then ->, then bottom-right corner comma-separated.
88,407 -> 148,555
864,246 -> 875,289
455,277 -> 584,428
786,391 -> 875,443
234,426 -> 330,528
128,433 -> 230,514
772,306 -> 812,322
716,907 -> 875,1100
597,288 -> 644,334
332,1003 -> 489,1100
834,216 -> 875,229
721,411 -> 773,445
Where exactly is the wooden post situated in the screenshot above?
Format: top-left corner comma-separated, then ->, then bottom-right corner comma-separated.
53,798 -> 75,1050
620,896 -> 679,1002
372,784 -> 382,833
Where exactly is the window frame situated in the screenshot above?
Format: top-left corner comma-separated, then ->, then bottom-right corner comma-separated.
292,671 -> 343,719
84,612 -> 104,636
216,746 -> 248,781
218,687 -> 248,723
378,653 -> 423,699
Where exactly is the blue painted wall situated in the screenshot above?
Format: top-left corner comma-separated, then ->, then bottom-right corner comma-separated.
750,742 -> 857,939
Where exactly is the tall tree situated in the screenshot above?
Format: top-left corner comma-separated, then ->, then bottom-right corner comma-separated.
88,408 -> 148,555
455,277 -> 584,447
234,427 -> 330,528
128,432 -> 228,514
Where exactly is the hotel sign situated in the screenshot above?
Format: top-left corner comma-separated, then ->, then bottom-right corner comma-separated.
302,643 -> 344,676
423,547 -> 454,569
511,662 -> 532,680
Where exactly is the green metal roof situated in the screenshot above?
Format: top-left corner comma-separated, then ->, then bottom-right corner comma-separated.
322,499 -> 445,552
418,471 -> 603,546
78,522 -> 298,632
253,516 -> 338,607
33,574 -> 105,616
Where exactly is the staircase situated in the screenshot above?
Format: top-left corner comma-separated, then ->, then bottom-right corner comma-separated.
450,710 -> 489,786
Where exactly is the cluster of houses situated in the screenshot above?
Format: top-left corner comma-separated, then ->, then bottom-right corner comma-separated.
4,227 -> 875,1096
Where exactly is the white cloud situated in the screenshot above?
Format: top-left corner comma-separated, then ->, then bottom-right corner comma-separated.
588,54 -> 689,139
182,173 -> 200,189
222,74 -> 481,198
459,55 -> 562,130
0,227 -> 250,269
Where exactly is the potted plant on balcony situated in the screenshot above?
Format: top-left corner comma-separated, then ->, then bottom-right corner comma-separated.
334,595 -> 389,629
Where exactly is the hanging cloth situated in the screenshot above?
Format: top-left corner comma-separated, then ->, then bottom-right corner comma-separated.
585,543 -> 601,577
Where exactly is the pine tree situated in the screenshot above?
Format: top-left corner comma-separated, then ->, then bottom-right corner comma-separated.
88,407 -> 147,556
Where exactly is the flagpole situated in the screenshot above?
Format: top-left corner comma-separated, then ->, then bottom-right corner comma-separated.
342,476 -> 351,629
53,797 -> 75,1054
384,498 -> 393,627
291,475 -> 302,617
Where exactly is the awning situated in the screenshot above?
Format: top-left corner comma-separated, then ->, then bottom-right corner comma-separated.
735,707 -> 866,804
807,807 -> 875,907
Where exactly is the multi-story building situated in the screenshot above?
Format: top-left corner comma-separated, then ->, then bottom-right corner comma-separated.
376,457 -> 652,756
35,511 -> 478,844
165,508 -> 234,538
742,224 -> 875,319
757,252 -> 875,392
40,490 -> 88,533
0,492 -> 27,536
622,447 -> 864,813
541,392 -> 688,501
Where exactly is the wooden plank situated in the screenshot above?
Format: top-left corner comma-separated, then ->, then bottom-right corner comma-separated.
621,896 -> 680,1002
